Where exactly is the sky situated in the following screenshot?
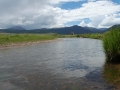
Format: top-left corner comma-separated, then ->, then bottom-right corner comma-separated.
0,0 -> 120,29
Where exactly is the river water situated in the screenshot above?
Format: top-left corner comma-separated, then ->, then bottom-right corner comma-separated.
0,38 -> 114,90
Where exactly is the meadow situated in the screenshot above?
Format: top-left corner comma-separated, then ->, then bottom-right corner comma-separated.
0,34 -> 56,45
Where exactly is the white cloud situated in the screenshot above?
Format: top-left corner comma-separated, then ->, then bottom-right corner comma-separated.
79,21 -> 87,27
98,14 -> 120,28
88,0 -> 96,2
0,0 -> 120,29
79,21 -> 94,27
62,0 -> 120,27
87,23 -> 95,27
49,0 -> 83,4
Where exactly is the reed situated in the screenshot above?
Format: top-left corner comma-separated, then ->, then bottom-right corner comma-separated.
102,27 -> 120,62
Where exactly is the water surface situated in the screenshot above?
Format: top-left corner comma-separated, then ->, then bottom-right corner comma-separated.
0,38 -> 114,90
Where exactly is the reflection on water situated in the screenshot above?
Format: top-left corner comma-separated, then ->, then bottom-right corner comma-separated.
103,62 -> 120,89
0,38 -> 114,90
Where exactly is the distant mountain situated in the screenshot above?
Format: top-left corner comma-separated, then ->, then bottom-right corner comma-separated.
7,26 -> 26,30
31,25 -> 100,34
83,27 -> 103,33
99,28 -> 108,31
0,25 -> 105,34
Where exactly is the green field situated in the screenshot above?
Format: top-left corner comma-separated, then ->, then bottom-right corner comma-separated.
0,34 -> 56,45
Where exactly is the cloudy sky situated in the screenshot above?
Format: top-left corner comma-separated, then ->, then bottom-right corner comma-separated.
0,0 -> 120,29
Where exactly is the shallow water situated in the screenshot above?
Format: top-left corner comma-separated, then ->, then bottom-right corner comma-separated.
0,38 -> 114,90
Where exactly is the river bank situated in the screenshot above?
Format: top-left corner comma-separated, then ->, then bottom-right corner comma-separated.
0,34 -> 59,48
103,27 -> 120,62
0,38 -> 61,49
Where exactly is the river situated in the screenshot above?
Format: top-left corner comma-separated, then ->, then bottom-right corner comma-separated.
0,38 -> 114,90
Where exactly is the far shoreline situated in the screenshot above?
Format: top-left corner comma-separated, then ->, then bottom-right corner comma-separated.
0,38 -> 61,49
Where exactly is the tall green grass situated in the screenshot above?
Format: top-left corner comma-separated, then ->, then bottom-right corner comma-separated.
103,27 -> 120,62
0,34 -> 56,45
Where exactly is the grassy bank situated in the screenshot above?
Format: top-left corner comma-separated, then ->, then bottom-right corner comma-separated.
54,33 -> 103,39
76,33 -> 103,39
0,33 -> 103,46
102,27 -> 120,62
0,34 -> 56,45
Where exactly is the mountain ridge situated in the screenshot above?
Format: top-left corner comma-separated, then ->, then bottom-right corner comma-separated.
0,25 -> 108,34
